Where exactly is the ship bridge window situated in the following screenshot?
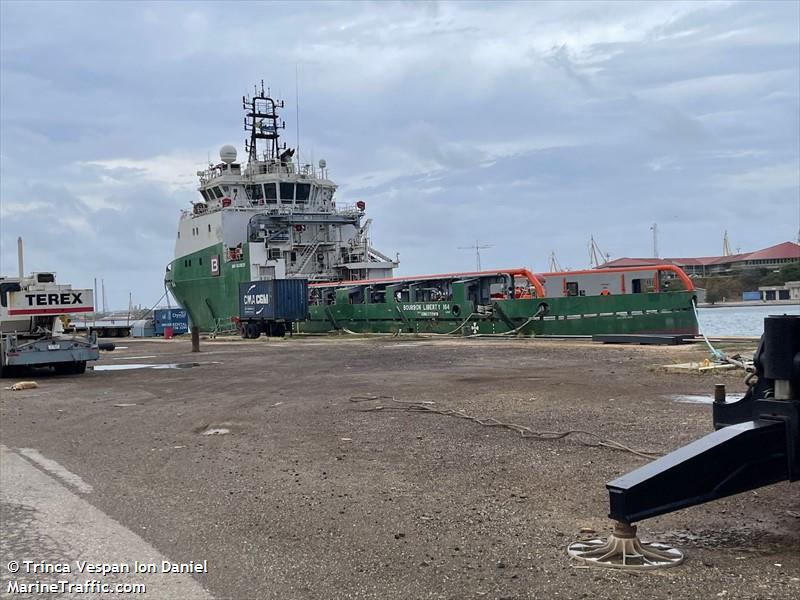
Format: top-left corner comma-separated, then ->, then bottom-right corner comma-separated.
200,190 -> 211,202
296,183 -> 311,202
245,184 -> 263,202
264,182 -> 277,203
211,187 -> 224,199
565,282 -> 579,297
280,183 -> 295,203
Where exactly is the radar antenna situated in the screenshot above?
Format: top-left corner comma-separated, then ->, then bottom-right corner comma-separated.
243,80 -> 287,162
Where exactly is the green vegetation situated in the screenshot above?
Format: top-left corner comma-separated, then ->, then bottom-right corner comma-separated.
696,263 -> 800,304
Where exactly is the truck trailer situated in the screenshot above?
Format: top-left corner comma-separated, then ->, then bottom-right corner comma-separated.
238,279 -> 308,338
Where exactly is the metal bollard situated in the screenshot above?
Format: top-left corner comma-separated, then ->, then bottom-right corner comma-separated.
713,383 -> 726,404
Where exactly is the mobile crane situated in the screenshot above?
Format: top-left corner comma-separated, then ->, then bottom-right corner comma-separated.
1,238 -> 99,377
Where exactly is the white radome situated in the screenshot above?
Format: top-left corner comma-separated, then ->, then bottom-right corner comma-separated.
219,144 -> 237,164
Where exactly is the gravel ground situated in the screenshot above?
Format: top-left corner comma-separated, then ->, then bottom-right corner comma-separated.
1,335 -> 798,599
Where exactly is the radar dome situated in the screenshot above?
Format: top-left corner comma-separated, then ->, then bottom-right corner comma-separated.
219,145 -> 237,164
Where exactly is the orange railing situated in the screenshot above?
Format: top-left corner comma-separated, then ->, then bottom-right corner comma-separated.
538,265 -> 694,295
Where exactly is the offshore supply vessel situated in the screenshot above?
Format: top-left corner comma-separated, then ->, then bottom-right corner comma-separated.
165,83 -> 397,333
167,84 -> 698,337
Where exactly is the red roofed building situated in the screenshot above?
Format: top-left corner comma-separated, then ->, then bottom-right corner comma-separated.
598,241 -> 800,276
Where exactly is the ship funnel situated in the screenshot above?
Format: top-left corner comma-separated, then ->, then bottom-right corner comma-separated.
17,236 -> 24,279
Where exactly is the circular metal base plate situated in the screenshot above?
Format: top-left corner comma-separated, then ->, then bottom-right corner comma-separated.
568,534 -> 684,570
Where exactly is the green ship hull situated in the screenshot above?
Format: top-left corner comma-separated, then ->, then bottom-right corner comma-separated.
168,253 -> 698,337
166,243 -> 252,333
299,292 -> 697,336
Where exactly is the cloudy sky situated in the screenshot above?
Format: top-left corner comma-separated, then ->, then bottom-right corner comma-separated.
1,1 -> 798,309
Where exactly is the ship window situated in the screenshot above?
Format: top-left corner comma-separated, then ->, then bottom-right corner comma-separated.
199,257 -> 203,265
264,183 -> 277,203
280,183 -> 295,203
208,224 -> 211,232
565,282 -> 579,296
212,187 -> 224,199
290,251 -> 297,263
296,183 -> 311,202
245,184 -> 263,201
178,231 -> 180,239
200,190 -> 210,201
1,282 -> 21,307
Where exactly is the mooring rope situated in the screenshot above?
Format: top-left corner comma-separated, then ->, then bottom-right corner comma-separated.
691,298 -> 723,359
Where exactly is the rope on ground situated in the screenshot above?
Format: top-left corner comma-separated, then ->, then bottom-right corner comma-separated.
349,396 -> 661,460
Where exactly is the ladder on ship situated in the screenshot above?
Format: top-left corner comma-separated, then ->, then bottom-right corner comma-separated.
296,241 -> 322,274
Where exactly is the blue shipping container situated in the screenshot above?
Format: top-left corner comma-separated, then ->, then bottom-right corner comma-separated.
239,279 -> 308,322
742,291 -> 761,301
154,308 -> 189,335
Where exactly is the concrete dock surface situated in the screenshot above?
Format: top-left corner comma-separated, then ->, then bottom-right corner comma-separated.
1,336 -> 798,599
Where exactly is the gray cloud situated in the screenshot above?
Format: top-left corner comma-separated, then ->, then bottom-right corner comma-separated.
1,0 -> 798,308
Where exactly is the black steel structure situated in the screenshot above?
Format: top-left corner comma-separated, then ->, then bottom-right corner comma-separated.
607,314 -> 799,524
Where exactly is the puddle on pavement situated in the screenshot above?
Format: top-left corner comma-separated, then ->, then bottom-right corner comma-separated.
93,362 -> 221,371
669,393 -> 743,404
201,427 -> 231,436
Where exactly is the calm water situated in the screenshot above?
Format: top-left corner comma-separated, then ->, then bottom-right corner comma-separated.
697,304 -> 800,337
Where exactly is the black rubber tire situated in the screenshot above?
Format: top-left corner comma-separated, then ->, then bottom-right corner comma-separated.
72,361 -> 87,374
273,322 -> 286,338
246,323 -> 260,339
1,365 -> 19,379
53,363 -> 73,375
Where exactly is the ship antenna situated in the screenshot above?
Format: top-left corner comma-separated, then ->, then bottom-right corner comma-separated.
295,64 -> 301,169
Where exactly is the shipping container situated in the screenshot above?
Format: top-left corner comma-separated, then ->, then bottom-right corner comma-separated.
238,279 -> 308,338
154,308 -> 189,335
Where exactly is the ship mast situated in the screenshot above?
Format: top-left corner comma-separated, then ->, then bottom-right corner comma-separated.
243,80 -> 287,162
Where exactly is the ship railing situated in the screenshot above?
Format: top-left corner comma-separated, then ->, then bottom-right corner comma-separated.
337,204 -> 363,216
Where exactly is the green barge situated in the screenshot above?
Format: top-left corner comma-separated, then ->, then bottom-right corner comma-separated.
299,266 -> 698,336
